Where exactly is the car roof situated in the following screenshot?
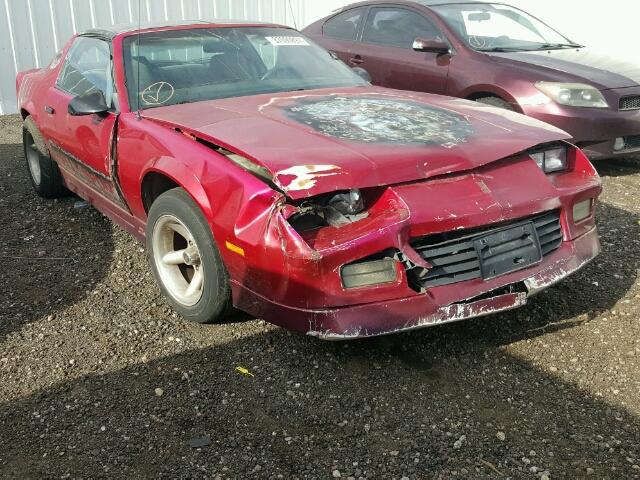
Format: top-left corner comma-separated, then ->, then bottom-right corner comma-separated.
80,19 -> 284,40
414,0 -> 490,5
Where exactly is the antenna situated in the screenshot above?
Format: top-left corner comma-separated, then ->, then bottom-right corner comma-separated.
287,0 -> 298,30
135,0 -> 142,119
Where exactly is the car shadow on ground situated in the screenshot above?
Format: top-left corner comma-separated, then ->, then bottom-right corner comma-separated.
595,157 -> 640,177
0,319 -> 638,478
0,140 -> 115,343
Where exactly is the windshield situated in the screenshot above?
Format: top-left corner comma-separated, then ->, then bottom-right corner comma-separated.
432,3 -> 576,52
123,27 -> 368,110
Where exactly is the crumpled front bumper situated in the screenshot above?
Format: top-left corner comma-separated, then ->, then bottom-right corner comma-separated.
232,227 -> 600,340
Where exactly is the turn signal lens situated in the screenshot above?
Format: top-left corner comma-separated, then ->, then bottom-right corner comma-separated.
573,199 -> 593,222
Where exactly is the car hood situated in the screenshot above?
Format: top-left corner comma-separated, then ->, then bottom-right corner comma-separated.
143,87 -> 570,199
491,48 -> 640,90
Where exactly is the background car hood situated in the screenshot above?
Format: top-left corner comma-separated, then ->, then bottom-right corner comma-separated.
491,48 -> 640,90
143,87 -> 570,199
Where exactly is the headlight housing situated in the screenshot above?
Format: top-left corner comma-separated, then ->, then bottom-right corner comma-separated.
289,189 -> 368,231
530,145 -> 568,173
535,82 -> 608,108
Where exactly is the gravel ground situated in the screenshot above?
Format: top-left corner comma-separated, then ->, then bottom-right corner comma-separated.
1,113 -> 639,479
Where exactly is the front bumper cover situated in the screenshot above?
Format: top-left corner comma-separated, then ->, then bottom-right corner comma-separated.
232,227 -> 600,340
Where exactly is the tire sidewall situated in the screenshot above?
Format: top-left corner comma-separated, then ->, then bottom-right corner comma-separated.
146,188 -> 230,324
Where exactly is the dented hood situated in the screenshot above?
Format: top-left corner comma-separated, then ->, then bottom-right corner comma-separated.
143,87 -> 570,199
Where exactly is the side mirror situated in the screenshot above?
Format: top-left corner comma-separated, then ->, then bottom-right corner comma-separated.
413,37 -> 451,55
68,90 -> 109,116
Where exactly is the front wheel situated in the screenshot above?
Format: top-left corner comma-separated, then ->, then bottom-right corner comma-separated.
147,188 -> 232,324
475,96 -> 515,111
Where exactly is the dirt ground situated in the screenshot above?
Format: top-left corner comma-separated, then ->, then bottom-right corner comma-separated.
0,113 -> 639,479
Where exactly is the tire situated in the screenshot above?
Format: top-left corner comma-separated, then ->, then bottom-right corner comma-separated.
146,188 -> 232,324
23,117 -> 66,199
475,96 -> 515,111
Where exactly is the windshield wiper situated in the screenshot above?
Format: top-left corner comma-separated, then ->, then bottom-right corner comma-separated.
536,43 -> 584,50
477,47 -> 530,52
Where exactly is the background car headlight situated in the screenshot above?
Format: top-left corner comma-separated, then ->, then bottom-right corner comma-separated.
535,82 -> 608,108
530,146 -> 568,173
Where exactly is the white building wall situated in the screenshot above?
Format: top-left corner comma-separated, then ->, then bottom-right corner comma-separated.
0,0 -> 305,115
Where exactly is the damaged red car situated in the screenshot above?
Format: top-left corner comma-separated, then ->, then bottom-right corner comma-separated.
16,21 -> 602,339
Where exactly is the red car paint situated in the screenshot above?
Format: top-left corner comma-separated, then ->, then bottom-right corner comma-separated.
16,22 -> 602,339
304,0 -> 640,161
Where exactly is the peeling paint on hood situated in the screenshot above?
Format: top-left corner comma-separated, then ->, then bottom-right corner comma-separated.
284,96 -> 474,147
275,165 -> 342,193
143,86 -> 571,199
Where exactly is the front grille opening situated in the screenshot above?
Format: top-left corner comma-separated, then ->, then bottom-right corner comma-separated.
620,95 -> 640,111
409,211 -> 562,289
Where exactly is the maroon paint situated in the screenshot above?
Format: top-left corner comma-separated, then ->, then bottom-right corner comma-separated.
304,1 -> 640,161
16,22 -> 602,339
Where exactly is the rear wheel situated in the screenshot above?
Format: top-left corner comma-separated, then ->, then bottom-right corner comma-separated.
23,119 -> 66,199
475,96 -> 515,111
147,188 -> 232,324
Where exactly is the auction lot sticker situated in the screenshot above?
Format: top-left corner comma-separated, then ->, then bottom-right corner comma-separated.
266,36 -> 310,46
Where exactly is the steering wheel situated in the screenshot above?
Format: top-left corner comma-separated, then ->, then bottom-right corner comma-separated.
468,35 -> 488,49
261,66 -> 299,81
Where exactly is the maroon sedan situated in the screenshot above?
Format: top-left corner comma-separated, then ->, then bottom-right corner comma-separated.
305,0 -> 640,160
17,21 -> 601,339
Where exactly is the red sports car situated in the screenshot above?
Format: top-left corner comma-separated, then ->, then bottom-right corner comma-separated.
16,21 -> 601,339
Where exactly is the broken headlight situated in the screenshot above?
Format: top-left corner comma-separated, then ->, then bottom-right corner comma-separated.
328,189 -> 364,216
530,145 -> 568,173
289,189 -> 369,231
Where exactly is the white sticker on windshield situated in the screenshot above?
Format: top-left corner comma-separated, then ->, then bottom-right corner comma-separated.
266,36 -> 310,46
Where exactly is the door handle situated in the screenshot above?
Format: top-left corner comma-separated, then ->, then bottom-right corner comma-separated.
350,55 -> 364,65
45,106 -> 55,114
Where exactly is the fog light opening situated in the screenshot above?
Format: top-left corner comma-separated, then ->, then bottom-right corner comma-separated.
573,199 -> 593,223
341,258 -> 398,289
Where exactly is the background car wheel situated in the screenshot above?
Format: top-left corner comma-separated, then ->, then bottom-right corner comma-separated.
475,96 -> 515,111
147,188 -> 232,324
23,117 -> 66,199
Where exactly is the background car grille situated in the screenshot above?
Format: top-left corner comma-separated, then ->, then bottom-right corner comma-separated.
620,95 -> 640,111
409,211 -> 562,288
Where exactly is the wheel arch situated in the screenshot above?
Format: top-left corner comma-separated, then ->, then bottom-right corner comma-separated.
462,86 -> 523,113
140,167 -> 214,219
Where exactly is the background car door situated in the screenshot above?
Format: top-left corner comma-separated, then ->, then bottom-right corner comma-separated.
352,6 -> 452,94
316,6 -> 368,66
43,36 -> 118,184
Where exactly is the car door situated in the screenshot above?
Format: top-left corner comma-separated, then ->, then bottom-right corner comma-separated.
317,6 -> 368,66
42,36 -> 123,204
355,6 -> 452,94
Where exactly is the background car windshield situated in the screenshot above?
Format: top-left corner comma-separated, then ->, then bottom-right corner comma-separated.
432,3 -> 572,51
123,27 -> 367,110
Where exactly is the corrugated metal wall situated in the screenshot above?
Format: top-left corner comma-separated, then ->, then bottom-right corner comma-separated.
0,0 -> 306,115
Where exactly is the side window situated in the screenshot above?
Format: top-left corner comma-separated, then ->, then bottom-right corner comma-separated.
362,8 -> 441,48
323,8 -> 366,41
57,37 -> 114,105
